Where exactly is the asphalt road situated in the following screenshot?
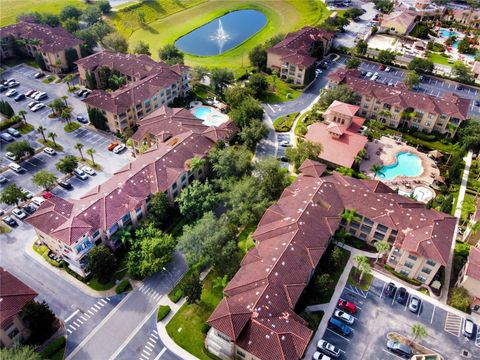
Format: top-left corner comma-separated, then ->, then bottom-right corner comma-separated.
320,276 -> 480,360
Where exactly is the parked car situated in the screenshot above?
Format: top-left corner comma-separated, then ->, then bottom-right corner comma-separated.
385,282 -> 397,298
14,93 -> 26,102
280,140 -> 292,147
28,100 -> 39,109
32,196 -> 45,207
34,72 -> 45,79
312,352 -> 331,360
57,179 -> 72,190
337,299 -> 356,314
21,188 -> 33,199
317,339 -> 340,358
408,296 -> 421,313
6,128 -> 21,137
475,100 -> 480,107
5,89 -> 17,97
8,80 -> 20,87
462,318 -> 475,338
29,91 -> 40,99
0,175 -> 7,184
396,287 -> 408,305
108,142 -> 119,151
379,64 -> 386,71
31,103 -> 45,112
75,89 -> 84,97
23,203 -> 38,214
327,318 -> 351,336
0,209 -> 4,216
76,115 -> 88,124
113,144 -> 126,154
81,166 -> 95,176
43,147 -> 56,155
360,70 -> 367,76
12,207 -> 28,219
34,92 -> 47,101
385,66 -> 391,72
3,216 -> 17,227
0,84 -> 6,92
456,84 -> 463,90
386,341 -> 412,358
371,72 -> 379,81
5,152 -> 18,161
25,89 -> 35,97
82,89 -> 91,97
42,192 -> 53,199
388,80 -> 395,86
8,163 -> 24,173
74,168 -> 88,180
334,310 -> 354,325
0,133 -> 14,142
365,71 -> 372,78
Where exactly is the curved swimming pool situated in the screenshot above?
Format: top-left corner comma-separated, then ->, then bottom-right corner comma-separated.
379,152 -> 423,180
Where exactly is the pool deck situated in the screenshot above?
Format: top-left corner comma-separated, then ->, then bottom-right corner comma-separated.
360,136 -> 440,192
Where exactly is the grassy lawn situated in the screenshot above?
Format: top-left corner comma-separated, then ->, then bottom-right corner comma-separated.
0,0 -> 86,26
166,270 -> 223,360
461,193 -> 476,223
39,139 -> 63,152
347,267 -> 373,291
18,123 -> 34,134
427,52 -> 452,67
123,0 -> 330,70
261,75 -> 302,104
64,122 -> 80,133
273,111 -> 299,132
87,258 -> 128,291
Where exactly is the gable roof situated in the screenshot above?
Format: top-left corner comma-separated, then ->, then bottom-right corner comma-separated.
465,246 -> 480,280
381,10 -> 418,31
0,268 -> 37,328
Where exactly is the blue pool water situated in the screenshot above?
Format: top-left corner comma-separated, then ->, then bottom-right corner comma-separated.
379,152 -> 423,180
439,29 -> 458,38
192,106 -> 212,120
451,40 -> 460,49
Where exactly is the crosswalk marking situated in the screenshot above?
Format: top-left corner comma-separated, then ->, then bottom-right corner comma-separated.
149,337 -> 157,343
88,310 -> 95,315
140,354 -> 149,360
444,313 -> 462,337
80,315 -> 88,321
106,297 -> 110,301
73,321 -> 81,327
75,319 -> 83,324
67,329 -> 72,334
153,330 -> 158,335
147,341 -> 155,347
96,301 -> 105,307
145,345 -> 153,352
143,349 -> 152,356
100,299 -> 107,305
69,324 -> 77,331
93,304 -> 101,310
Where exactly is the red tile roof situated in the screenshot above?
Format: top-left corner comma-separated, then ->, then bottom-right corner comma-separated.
0,267 -> 37,329
0,21 -> 82,53
328,69 -> 471,120
209,160 -> 456,359
268,26 -> 334,67
324,100 -> 359,118
465,246 -> 480,280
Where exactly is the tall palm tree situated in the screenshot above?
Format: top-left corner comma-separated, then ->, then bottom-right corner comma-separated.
87,148 -> 96,166
120,228 -> 133,249
410,323 -> 428,344
48,132 -> 57,147
61,95 -> 68,106
48,103 -> 56,115
374,240 -> 391,263
75,143 -> 85,160
18,110 -> 27,125
212,275 -> 229,291
342,208 -> 361,226
470,221 -> 480,236
61,107 -> 72,125
334,228 -> 349,245
37,126 -> 47,142
352,255 -> 370,282
188,156 -> 206,172
370,163 -> 384,179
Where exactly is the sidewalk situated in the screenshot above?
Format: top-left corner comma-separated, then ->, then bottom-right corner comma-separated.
26,238 -> 117,298
156,297 -> 198,360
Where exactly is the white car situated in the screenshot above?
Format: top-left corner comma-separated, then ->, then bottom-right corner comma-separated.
317,340 -> 340,358
43,147 -> 56,155
29,91 -> 40,99
32,196 -> 45,207
5,89 -> 17,97
31,103 -> 45,112
28,100 -> 39,108
21,188 -> 33,199
74,168 -> 88,180
113,144 -> 126,154
280,140 -> 292,147
34,92 -> 47,101
5,152 -> 18,161
365,71 -> 372,78
385,66 -> 391,72
8,163 -> 24,173
312,352 -> 331,360
12,208 -> 27,220
81,166 -> 95,176
334,310 -> 355,325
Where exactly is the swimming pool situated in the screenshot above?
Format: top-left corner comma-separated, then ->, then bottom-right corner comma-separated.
379,152 -> 423,180
191,106 -> 229,127
439,28 -> 458,38
193,106 -> 213,120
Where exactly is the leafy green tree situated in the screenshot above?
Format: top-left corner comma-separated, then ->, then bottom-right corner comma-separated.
181,272 -> 202,304
56,155 -> 78,174
147,192 -> 171,228
254,157 -> 290,200
32,170 -> 57,190
5,140 -> 34,159
0,346 -> 43,360
457,38 -> 475,54
342,208 -> 361,225
133,41 -> 151,55
212,274 -> 229,291
102,32 -> 128,53
81,6 -> 102,25
404,70 -> 420,90
448,286 -> 472,312
452,61 -> 474,84
60,5 -> 82,21
324,16 -> 350,31
88,107 -> 108,130
354,40 -> 368,56
408,57 -> 434,73
248,44 -> 267,69
63,17 -> 80,33
317,85 -> 359,109
377,50 -> 395,65
373,0 -> 394,13
346,57 -> 361,69
229,96 -> 264,128
314,273 -> 333,295
374,240 -> 391,263
88,245 -> 117,283
1,184 -> 28,206
208,145 -> 252,179
285,141 -> 322,171
225,85 -> 254,108
331,246 -> 345,267
0,99 -> 14,117
247,73 -> 269,98
158,44 -> 184,65
189,66 -> 208,88
128,223 -> 176,279
177,180 -> 217,221
344,7 -> 365,19
457,121 -> 480,151
41,13 -> 60,27
239,121 -> 268,150
22,301 -> 58,344
97,0 -> 112,14
264,33 -> 285,48
410,323 -> 428,344
210,68 -> 235,94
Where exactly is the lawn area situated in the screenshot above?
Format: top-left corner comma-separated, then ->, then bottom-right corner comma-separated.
18,123 -> 34,134
461,193 -> 476,223
64,122 -> 80,133
87,258 -> 128,291
427,52 -> 452,67
0,0 -> 86,27
39,139 -> 63,152
123,0 -> 330,70
0,224 -> 12,234
261,75 -> 302,104
166,270 -> 223,360
273,112 -> 299,132
347,266 -> 373,291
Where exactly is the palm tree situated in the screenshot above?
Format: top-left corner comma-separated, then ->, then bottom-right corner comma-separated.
188,156 -> 205,172
18,110 -> 27,125
47,102 -> 56,115
470,221 -> 480,236
410,323 -> 428,344
48,132 -> 57,147
334,228 -> 349,245
75,143 -> 85,160
353,255 -> 370,282
374,240 -> 391,263
125,138 -> 136,157
342,208 -> 361,226
61,107 -> 72,125
370,163 -> 384,179
212,275 -> 228,291
87,148 -> 96,167
61,95 -> 68,106
37,126 -> 47,142
120,228 -> 133,249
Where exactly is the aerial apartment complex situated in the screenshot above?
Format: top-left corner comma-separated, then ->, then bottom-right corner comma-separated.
206,160 -> 456,360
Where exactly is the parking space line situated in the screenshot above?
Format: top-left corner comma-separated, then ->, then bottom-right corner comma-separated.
429,305 -> 436,324
380,282 -> 386,299
325,328 -> 350,342
155,347 -> 167,360
382,348 -> 405,360
67,329 -> 72,334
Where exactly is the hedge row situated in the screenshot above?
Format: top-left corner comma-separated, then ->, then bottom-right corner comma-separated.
384,265 -> 422,286
157,305 -> 171,322
273,112 -> 299,132
169,289 -> 183,303
115,279 -> 132,294
0,116 -> 20,131
40,336 -> 66,358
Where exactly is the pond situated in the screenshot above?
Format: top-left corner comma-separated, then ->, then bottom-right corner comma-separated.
174,9 -> 267,56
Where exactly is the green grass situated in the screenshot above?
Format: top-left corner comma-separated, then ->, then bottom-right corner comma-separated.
87,259 -> 128,291
115,279 -> 132,294
427,52 -> 452,67
157,305 -> 171,321
39,139 -> 63,152
348,267 -> 373,291
261,75 -> 302,104
0,224 -> 12,233
237,225 -> 256,254
40,336 -> 66,360
64,122 -> 80,133
273,112 -> 299,132
461,193 -> 476,223
166,271 -> 223,360
123,0 -> 330,70
0,0 -> 86,26
18,123 -> 34,134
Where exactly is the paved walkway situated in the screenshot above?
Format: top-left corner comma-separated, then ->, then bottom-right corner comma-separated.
441,149 -> 473,303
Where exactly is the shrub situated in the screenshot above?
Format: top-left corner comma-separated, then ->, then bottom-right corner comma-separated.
40,336 -> 66,358
157,305 -> 171,321
273,112 -> 299,132
384,265 -> 422,286
115,279 -> 132,294
448,287 -> 471,313
169,289 -> 183,303
42,251 -> 61,267
200,323 -> 211,334
0,116 -> 20,131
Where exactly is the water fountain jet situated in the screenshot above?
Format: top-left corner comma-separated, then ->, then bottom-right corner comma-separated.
210,19 -> 230,54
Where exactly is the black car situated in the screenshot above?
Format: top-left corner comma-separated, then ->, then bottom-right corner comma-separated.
456,84 -> 463,90
0,84 -> 6,92
385,282 -> 397,298
58,179 -> 73,190
14,93 -> 26,102
3,216 -> 17,227
475,100 -> 480,107
360,70 -> 367,76
76,115 -> 88,124
34,72 -> 45,79
22,204 -> 37,214
396,287 -> 408,305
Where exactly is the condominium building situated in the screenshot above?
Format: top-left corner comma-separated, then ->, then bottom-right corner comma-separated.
267,26 -> 334,86
456,246 -> 480,308
75,51 -> 190,134
0,267 -> 38,348
327,68 -> 471,135
0,21 -> 83,73
26,120 -> 235,277
206,159 -> 456,360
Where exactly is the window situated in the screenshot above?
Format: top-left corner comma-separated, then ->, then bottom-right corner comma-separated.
359,233 -> 367,240
92,230 -> 100,239
400,269 -> 410,277
361,225 -> 372,233
237,349 -> 246,358
421,267 -> 432,274
374,232 -> 385,240
416,275 -> 426,283
348,228 -> 356,235
363,218 -> 374,226
173,190 -> 178,198
426,259 -> 436,267
172,182 -> 177,190
376,224 -> 388,233
408,254 -> 417,261
404,261 -> 414,269
350,221 -> 360,229
8,328 -> 19,339
121,212 -> 131,224
108,223 -> 119,236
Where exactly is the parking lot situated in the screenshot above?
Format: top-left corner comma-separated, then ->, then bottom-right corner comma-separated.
320,276 -> 480,360
358,61 -> 480,117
